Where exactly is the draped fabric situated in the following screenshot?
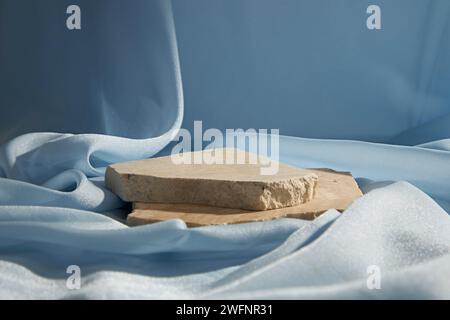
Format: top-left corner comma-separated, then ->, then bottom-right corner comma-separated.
0,0 -> 449,299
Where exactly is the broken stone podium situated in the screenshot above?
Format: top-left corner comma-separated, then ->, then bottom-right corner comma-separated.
105,149 -> 362,227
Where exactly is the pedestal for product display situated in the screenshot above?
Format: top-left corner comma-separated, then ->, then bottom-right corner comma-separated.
127,168 -> 362,227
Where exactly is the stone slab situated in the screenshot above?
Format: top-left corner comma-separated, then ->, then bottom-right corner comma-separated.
105,149 -> 318,210
127,169 -> 363,227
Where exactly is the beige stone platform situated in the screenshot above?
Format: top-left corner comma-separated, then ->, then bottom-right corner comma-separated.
127,169 -> 363,227
106,149 -> 318,211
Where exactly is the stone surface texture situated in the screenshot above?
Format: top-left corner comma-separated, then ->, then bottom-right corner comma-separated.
127,169 -> 363,227
105,149 -> 318,211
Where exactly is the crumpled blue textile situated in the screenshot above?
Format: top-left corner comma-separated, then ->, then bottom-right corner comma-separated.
0,134 -> 449,299
0,0 -> 450,299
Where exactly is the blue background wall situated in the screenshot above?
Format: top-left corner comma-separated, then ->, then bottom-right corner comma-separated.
172,0 -> 450,143
1,0 -> 449,145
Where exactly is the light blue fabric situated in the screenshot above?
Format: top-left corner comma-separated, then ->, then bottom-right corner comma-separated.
0,0 -> 449,299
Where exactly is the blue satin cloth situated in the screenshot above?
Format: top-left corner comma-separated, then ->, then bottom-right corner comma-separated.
0,0 -> 449,299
